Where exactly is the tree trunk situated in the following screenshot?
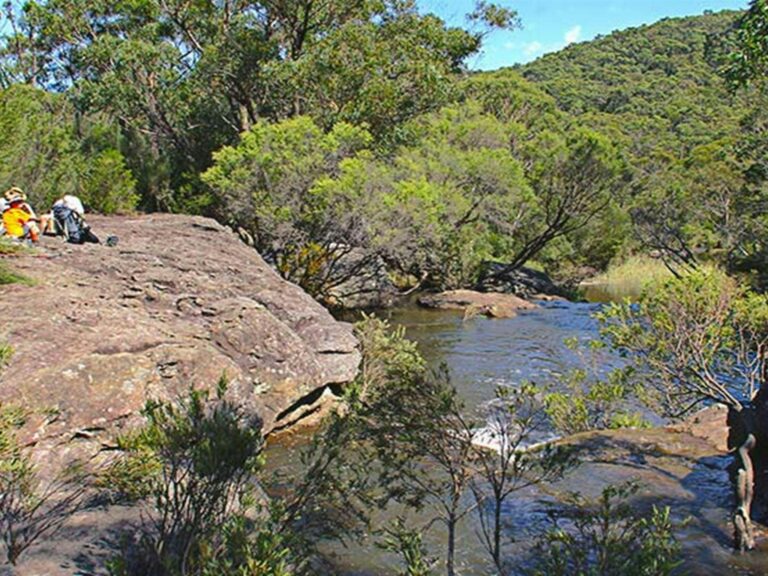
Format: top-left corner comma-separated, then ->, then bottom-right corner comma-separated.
493,499 -> 502,572
734,430 -> 756,552
728,393 -> 768,552
446,517 -> 456,576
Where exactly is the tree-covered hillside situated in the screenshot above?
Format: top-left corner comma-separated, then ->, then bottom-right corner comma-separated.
1,2 -> 766,293
2,1 -> 627,297
516,9 -> 768,283
520,10 -> 750,162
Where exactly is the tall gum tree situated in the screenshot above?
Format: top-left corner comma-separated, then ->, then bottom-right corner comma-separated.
0,0 -> 517,209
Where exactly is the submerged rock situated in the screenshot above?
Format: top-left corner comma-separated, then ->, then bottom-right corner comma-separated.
506,407 -> 768,575
418,289 -> 537,318
0,214 -> 360,472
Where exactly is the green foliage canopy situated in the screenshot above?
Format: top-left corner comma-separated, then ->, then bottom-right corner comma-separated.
727,0 -> 768,89
0,84 -> 137,213
1,0 -> 504,209
600,268 -> 768,417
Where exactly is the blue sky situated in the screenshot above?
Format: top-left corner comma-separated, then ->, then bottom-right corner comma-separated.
417,0 -> 749,69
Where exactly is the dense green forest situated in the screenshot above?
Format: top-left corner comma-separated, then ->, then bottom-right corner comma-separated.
520,9 -> 768,283
3,2 -> 768,574
0,1 -> 765,297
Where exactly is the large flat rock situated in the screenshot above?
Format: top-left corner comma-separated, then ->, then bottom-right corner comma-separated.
0,214 -> 360,468
418,289 -> 537,318
503,410 -> 768,576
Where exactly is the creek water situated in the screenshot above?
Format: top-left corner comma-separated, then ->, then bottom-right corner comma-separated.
265,297 -> 625,575
354,298 -> 611,412
265,287 -> 768,575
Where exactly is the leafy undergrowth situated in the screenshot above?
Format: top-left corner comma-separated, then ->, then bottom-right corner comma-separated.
0,237 -> 30,255
0,263 -> 33,285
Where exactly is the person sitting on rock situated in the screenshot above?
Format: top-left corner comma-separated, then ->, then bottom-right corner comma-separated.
0,199 -> 7,236
2,196 -> 40,242
3,187 -> 37,218
3,186 -> 49,235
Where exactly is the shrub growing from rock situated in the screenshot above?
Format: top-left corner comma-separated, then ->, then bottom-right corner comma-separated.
106,379 -> 278,576
527,482 -> 681,576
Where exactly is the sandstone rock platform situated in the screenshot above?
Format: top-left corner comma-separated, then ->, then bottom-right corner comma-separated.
0,214 -> 360,473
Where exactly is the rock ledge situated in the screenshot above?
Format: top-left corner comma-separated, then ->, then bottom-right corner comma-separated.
418,289 -> 537,318
0,214 -> 360,468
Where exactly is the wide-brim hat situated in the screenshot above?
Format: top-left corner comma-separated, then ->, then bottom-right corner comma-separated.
3,187 -> 26,202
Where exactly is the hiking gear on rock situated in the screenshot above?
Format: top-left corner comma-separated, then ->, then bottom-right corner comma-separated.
54,195 -> 85,216
53,205 -> 99,244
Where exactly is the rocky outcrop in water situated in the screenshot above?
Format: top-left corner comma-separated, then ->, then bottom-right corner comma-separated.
477,263 -> 565,299
418,289 -> 537,318
0,214 -> 360,471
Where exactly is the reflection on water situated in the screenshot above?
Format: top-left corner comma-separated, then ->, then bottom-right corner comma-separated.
267,299 -> 619,575
580,280 -> 646,303
377,300 -> 609,411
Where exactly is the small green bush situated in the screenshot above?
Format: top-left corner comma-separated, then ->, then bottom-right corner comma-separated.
528,482 -> 681,576
97,448 -> 161,503
0,342 -> 11,368
108,379 -> 270,575
376,517 -> 435,576
0,262 -> 33,286
78,148 -> 138,214
197,510 -> 294,576
543,339 -> 646,435
353,314 -> 426,399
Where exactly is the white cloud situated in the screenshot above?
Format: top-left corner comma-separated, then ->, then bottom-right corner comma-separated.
523,41 -> 544,56
564,25 -> 582,45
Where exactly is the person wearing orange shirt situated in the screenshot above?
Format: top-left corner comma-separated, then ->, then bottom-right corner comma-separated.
3,197 -> 40,242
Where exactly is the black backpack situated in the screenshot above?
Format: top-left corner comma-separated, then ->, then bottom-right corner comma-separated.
53,205 -> 99,244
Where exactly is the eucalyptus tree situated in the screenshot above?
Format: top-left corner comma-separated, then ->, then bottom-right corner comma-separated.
202,116 -> 380,301
724,0 -> 768,283
481,127 -> 626,280
470,385 -> 572,574
1,0 -> 517,209
363,102 -> 535,289
0,84 -> 137,211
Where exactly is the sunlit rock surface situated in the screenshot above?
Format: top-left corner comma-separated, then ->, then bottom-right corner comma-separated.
0,214 -> 360,473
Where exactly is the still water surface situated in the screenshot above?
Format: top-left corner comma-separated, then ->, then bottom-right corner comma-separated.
376,299 -> 607,411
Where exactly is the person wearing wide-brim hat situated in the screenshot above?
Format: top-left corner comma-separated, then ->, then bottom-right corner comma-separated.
3,186 -> 25,201
3,187 -> 37,217
3,196 -> 40,242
